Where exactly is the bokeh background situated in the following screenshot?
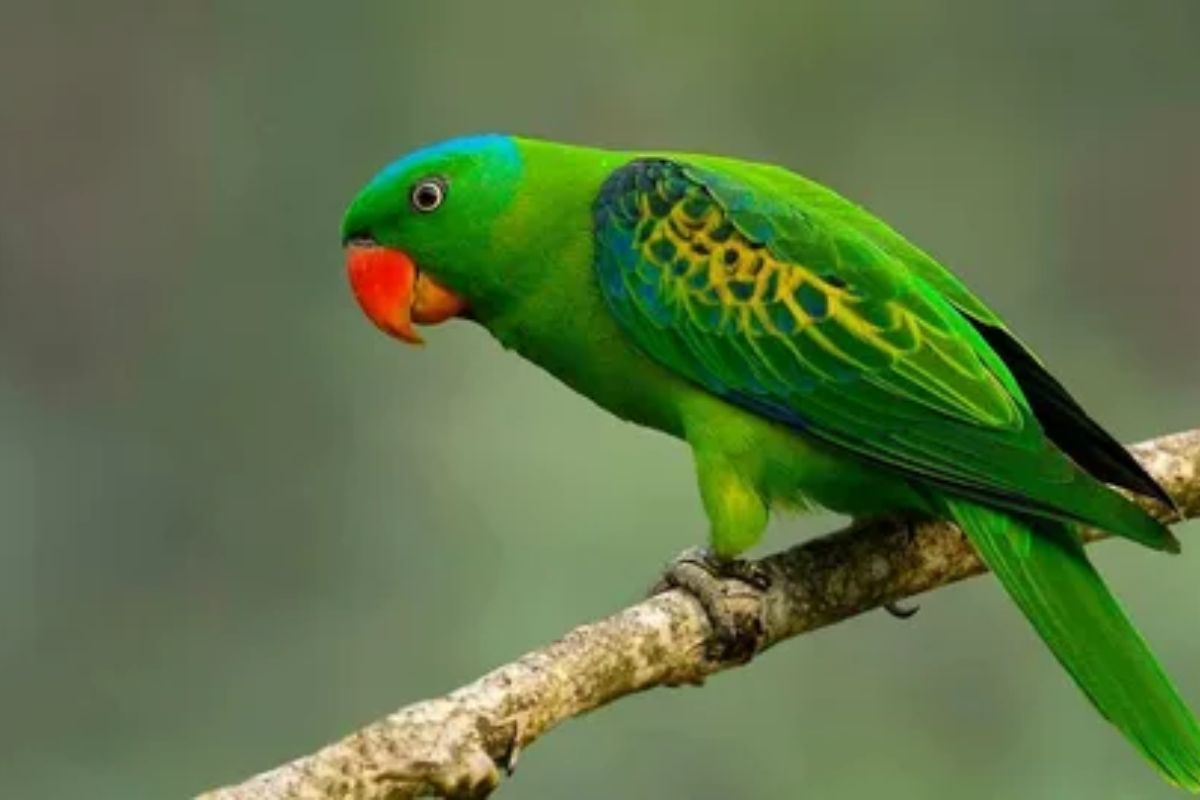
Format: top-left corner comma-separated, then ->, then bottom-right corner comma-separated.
3,2 -> 1199,797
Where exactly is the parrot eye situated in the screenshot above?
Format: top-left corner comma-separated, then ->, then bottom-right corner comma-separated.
410,177 -> 447,213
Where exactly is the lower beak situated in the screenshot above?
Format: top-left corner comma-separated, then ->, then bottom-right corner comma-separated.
345,244 -> 466,344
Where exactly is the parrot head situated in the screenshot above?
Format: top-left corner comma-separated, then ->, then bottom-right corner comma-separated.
340,134 -> 525,344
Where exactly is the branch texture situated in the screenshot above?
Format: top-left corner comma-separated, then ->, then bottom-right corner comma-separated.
200,429 -> 1200,800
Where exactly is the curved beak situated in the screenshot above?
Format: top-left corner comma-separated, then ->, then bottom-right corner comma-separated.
345,243 -> 466,344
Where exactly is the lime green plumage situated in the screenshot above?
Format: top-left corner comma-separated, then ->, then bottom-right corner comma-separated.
943,499 -> 1200,789
342,135 -> 1199,788
592,156 -> 1174,550
590,152 -> 1197,787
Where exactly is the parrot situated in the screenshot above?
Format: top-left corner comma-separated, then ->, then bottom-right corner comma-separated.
340,134 -> 1200,789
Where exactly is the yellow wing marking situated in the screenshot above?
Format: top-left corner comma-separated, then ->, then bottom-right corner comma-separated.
633,183 -> 970,379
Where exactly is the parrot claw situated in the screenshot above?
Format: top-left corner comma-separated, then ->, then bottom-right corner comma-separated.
883,600 -> 920,619
863,513 -> 920,620
652,546 -> 770,664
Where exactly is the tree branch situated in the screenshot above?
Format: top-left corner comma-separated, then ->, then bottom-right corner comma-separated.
199,428 -> 1200,800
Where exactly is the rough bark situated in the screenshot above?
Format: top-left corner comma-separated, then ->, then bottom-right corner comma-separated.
199,429 -> 1200,800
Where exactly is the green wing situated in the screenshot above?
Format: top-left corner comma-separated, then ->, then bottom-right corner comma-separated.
591,157 -> 1171,548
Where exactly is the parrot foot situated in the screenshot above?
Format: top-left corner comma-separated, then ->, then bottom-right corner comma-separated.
652,546 -> 770,664
862,512 -> 922,621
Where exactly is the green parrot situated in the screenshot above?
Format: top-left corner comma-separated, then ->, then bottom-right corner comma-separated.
341,134 -> 1199,788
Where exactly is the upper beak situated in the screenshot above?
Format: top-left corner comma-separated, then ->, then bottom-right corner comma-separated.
344,242 -> 466,344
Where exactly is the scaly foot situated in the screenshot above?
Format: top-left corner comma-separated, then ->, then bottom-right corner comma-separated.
651,546 -> 771,663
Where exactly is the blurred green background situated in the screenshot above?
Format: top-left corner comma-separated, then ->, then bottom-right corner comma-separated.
3,2 -> 1199,797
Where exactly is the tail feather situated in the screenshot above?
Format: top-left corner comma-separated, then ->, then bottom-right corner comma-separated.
941,497 -> 1200,790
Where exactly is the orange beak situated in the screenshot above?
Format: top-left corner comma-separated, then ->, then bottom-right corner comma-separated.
345,244 -> 466,344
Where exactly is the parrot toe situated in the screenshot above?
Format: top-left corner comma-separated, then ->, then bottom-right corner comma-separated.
651,546 -> 771,663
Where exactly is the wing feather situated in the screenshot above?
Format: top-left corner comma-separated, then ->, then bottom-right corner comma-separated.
591,157 -> 1171,545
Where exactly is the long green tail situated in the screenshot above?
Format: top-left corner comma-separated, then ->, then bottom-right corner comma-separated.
941,497 -> 1200,790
